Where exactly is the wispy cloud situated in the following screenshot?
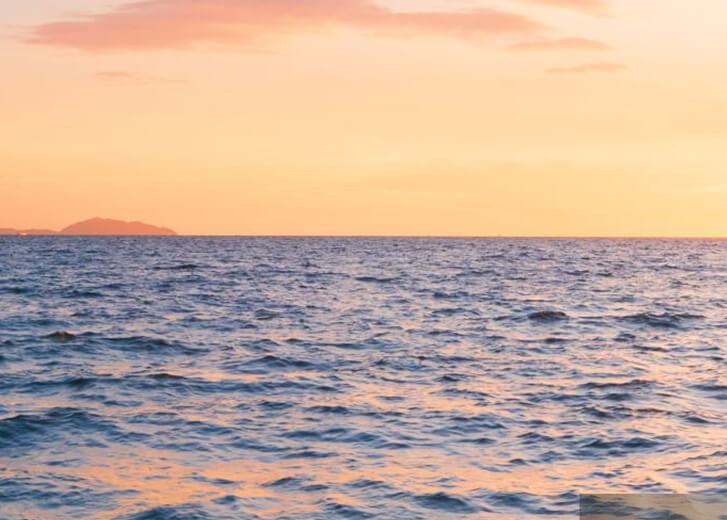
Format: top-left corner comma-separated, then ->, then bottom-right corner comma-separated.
96,71 -> 184,84
516,0 -> 607,15
27,0 -> 544,52
509,37 -> 611,52
545,62 -> 626,74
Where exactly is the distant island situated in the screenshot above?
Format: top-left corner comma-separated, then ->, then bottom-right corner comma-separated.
0,218 -> 177,236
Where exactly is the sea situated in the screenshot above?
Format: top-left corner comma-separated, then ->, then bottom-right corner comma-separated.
0,237 -> 725,519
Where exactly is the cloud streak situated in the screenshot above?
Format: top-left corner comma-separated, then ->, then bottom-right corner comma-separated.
545,62 -> 626,74
517,0 -> 607,15
28,0 -> 544,52
97,71 -> 147,81
509,37 -> 611,52
96,71 -> 184,84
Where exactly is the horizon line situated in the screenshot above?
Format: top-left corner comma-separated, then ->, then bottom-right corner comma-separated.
3,234 -> 727,240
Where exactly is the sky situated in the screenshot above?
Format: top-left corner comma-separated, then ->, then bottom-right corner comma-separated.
1,0 -> 726,236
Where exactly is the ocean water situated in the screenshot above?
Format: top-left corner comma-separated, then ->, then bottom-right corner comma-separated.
0,237 -> 725,519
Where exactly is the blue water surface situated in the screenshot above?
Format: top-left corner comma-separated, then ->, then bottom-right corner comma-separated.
0,237 -> 725,519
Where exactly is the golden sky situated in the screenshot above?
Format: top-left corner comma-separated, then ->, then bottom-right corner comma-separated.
1,0 -> 726,236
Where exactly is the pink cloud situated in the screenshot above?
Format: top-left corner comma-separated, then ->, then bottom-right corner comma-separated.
545,62 -> 626,74
509,37 -> 611,52
28,0 -> 543,52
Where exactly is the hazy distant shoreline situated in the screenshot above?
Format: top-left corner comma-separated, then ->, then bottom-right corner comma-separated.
0,217 -> 176,236
2,233 -> 724,240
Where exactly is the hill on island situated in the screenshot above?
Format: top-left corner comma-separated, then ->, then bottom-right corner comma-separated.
60,218 -> 177,236
0,218 -> 176,236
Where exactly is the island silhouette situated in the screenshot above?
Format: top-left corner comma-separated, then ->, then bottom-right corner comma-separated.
0,218 -> 176,236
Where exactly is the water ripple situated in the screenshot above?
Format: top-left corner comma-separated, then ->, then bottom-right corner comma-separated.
0,237 -> 725,519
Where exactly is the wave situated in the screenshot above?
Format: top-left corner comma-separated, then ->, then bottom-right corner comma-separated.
322,500 -> 374,519
527,310 -> 569,322
47,331 -> 78,342
303,405 -> 351,415
692,383 -> 727,400
579,379 -> 654,390
106,336 -> 205,356
577,436 -> 666,455
235,354 -> 317,371
0,408 -> 118,450
152,263 -> 205,271
485,492 -> 570,515
63,289 -> 105,299
264,476 -> 329,493
413,492 -> 480,514
354,275 -> 399,283
121,505 -> 216,520
281,427 -> 405,449
620,312 -> 703,328
0,286 -> 34,295
282,449 -> 338,459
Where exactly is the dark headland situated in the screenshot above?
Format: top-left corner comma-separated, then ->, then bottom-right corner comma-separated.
0,218 -> 177,236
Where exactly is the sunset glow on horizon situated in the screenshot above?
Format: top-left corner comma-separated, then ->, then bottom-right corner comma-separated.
2,0 -> 726,236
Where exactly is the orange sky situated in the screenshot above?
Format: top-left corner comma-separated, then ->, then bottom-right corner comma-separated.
1,0 -> 726,236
